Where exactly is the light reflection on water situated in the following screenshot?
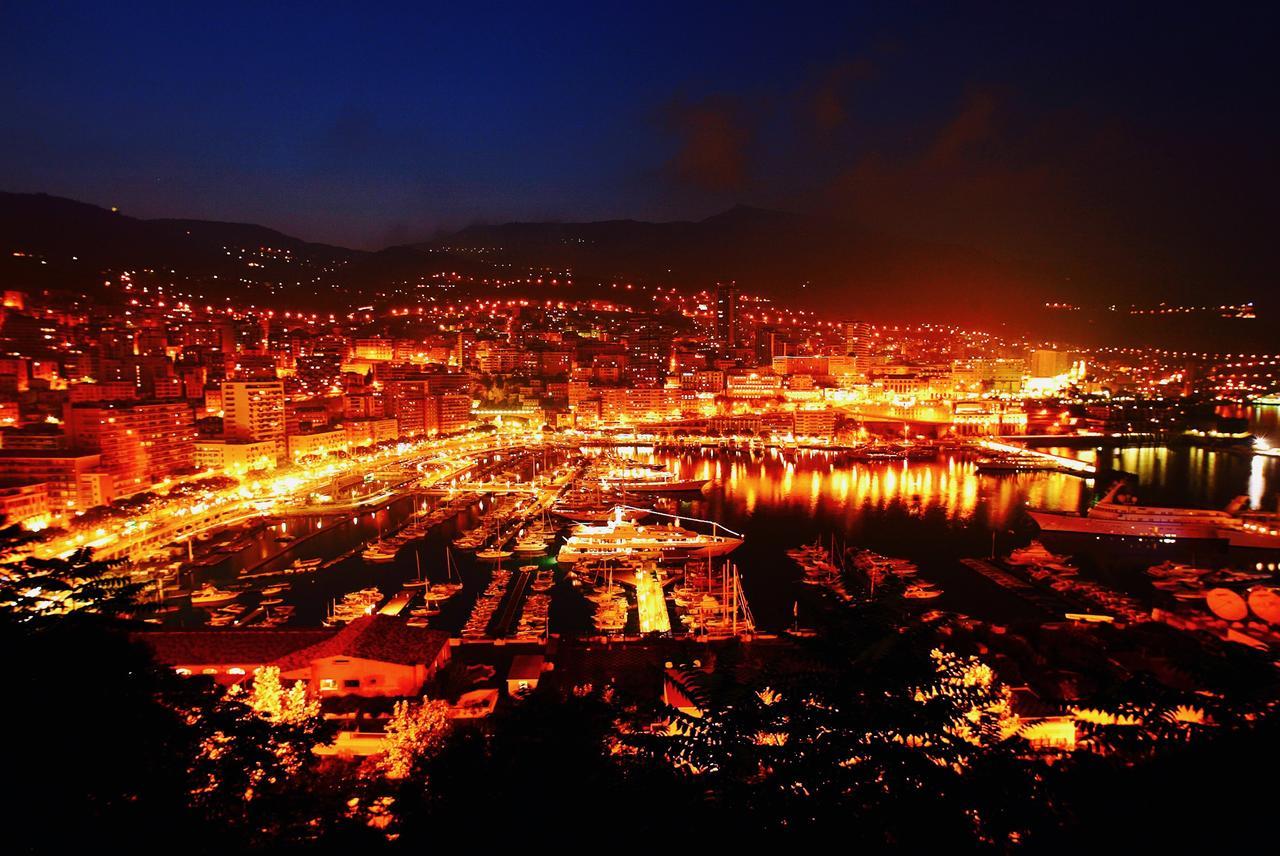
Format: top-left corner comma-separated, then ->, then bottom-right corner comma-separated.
1101,444 -> 1280,510
606,447 -> 1092,628
605,444 -> 1280,629
661,448 -> 1088,527
194,439 -> 1280,634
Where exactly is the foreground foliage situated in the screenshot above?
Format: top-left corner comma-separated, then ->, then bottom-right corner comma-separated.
3,527 -> 1277,851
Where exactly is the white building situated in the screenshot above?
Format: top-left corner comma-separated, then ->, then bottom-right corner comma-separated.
221,381 -> 285,461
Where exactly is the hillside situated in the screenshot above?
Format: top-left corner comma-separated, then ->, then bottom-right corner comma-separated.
3,191 -> 1267,348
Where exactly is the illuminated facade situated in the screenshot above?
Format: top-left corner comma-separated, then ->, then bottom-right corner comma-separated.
66,401 -> 196,492
194,438 -> 278,474
222,380 -> 286,461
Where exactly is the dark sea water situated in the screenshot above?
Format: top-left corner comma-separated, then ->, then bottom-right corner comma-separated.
619,447 -> 1085,628
180,407 -> 1280,633
615,423 -> 1280,630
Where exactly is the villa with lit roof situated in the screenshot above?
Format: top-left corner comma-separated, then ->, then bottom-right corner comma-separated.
139,615 -> 451,697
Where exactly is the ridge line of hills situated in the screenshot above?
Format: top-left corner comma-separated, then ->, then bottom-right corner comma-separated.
2,190 -> 1268,349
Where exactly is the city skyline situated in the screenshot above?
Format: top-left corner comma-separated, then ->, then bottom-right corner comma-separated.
4,5 -> 1278,852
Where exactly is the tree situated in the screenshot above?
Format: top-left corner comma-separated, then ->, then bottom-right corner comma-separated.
374,696 -> 451,780
242,665 -> 320,725
248,665 -> 285,719
394,687 -> 709,844
0,547 -> 144,625
182,675 -> 334,845
1,531 -> 347,853
631,600 -> 1037,845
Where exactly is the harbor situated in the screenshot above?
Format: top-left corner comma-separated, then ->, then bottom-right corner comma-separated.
125,432 -> 1280,659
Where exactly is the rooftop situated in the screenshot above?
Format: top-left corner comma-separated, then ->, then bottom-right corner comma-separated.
139,616 -> 450,670
272,616 -> 450,670
139,627 -> 333,666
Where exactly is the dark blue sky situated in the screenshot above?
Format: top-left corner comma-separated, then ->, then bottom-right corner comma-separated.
2,1 -> 1275,292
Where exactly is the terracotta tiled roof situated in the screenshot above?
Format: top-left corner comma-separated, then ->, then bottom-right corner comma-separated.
139,628 -> 334,667
138,616 -> 450,671
271,616 -> 451,671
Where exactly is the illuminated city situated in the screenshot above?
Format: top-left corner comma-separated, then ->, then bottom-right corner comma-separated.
2,4 -> 1277,852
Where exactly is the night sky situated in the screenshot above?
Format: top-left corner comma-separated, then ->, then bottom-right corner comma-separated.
2,3 -> 1274,295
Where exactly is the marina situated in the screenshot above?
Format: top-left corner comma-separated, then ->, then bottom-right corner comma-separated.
131,432 -> 1280,653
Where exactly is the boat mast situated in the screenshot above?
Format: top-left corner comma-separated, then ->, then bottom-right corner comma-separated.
731,562 -> 737,635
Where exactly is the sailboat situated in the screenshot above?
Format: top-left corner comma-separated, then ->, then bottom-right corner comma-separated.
362,520 -> 398,564
404,550 -> 429,589
423,547 -> 465,602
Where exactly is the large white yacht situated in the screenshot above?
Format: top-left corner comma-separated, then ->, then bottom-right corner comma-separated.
588,456 -> 710,493
1029,482 -> 1280,546
596,465 -> 709,493
556,507 -> 742,564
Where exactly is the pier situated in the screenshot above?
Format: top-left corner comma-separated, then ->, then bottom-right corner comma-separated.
958,558 -> 1070,617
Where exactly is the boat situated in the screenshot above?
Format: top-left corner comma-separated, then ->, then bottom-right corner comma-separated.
976,455 -> 1059,474
1146,561 -> 1212,580
403,551 -> 430,589
597,467 -> 710,493
461,569 -> 511,639
513,536 -> 548,555
1252,436 -> 1280,458
552,501 -> 651,524
362,541 -> 398,563
475,548 -> 514,562
903,583 -> 942,599
190,585 -> 239,608
552,485 -> 653,523
452,531 -> 486,550
324,587 -> 384,626
848,443 -> 907,461
1029,481 -> 1280,546
556,507 -> 742,564
1006,541 -> 1077,572
434,547 -> 465,596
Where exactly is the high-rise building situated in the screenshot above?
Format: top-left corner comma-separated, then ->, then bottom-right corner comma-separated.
0,450 -> 109,517
221,380 -> 286,461
843,320 -> 874,366
1029,349 -> 1074,379
393,393 -> 429,437
627,321 -> 673,386
194,439 -> 278,475
66,401 -> 196,492
430,394 -> 473,434
354,338 -> 394,362
714,284 -> 740,349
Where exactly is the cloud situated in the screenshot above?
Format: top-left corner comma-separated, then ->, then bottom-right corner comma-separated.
809,57 -> 876,134
920,88 -> 997,170
659,95 -> 752,193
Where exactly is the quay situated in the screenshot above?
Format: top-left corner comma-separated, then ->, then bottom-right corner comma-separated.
958,558 -> 1070,618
